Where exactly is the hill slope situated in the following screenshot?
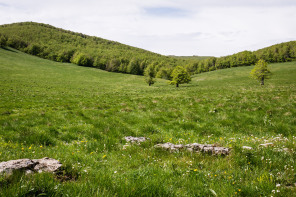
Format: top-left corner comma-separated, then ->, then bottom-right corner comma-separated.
0,22 -> 183,75
1,22 -> 296,80
1,48 -> 296,196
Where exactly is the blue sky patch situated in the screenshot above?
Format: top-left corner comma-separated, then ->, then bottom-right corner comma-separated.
144,7 -> 188,17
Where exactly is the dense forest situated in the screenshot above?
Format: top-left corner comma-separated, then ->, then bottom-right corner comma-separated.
0,22 -> 295,78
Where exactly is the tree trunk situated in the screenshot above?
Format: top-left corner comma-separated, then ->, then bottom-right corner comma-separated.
261,77 -> 264,85
176,83 -> 179,87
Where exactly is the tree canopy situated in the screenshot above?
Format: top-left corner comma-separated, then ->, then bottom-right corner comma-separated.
170,66 -> 191,87
144,64 -> 156,86
250,59 -> 271,85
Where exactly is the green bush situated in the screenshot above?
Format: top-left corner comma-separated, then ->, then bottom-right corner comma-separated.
25,44 -> 43,56
0,35 -> 7,48
56,49 -> 75,62
71,52 -> 93,67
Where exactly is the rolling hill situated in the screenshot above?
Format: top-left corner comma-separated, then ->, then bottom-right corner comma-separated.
0,22 -> 295,78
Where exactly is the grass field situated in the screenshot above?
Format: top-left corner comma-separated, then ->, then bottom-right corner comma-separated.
0,47 -> 296,196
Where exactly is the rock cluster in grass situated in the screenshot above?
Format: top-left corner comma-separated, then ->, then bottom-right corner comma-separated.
124,136 -> 150,143
123,136 -> 150,149
259,143 -> 274,147
154,142 -> 230,155
0,157 -> 62,176
242,146 -> 253,150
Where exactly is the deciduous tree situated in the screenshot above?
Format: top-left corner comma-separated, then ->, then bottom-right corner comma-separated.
144,64 -> 156,86
250,59 -> 271,85
169,66 -> 191,87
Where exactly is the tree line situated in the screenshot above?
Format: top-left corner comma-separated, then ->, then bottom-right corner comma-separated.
0,22 -> 295,82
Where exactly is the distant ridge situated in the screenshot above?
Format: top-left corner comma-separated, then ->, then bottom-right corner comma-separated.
0,22 -> 295,77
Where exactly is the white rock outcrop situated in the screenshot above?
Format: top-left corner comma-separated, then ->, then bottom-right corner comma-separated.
0,157 -> 62,175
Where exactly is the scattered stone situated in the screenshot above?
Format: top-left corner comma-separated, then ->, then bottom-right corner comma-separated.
0,159 -> 35,175
0,157 -> 62,176
32,157 -> 62,173
155,143 -> 230,155
124,136 -> 150,143
259,143 -> 274,147
273,148 -> 290,153
154,142 -> 175,151
242,146 -> 253,150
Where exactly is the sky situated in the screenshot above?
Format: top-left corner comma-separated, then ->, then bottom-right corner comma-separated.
0,0 -> 295,57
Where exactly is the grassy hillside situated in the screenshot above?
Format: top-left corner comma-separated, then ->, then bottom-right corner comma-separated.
0,48 -> 296,196
0,22 -> 183,76
1,22 -> 295,79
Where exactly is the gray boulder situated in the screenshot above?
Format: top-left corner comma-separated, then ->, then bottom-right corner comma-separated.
32,157 -> 62,173
124,136 -> 150,143
0,157 -> 62,175
155,143 -> 230,155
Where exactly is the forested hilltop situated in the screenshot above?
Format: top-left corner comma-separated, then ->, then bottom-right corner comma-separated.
0,22 -> 295,78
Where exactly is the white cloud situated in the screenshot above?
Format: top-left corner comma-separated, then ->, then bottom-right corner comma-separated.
0,0 -> 295,56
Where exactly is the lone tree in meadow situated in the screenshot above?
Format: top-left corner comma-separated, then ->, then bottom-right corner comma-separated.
144,64 -> 156,86
250,59 -> 271,85
169,66 -> 191,87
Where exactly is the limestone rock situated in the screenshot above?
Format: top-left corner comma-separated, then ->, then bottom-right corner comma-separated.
0,159 -> 35,175
32,157 -> 62,173
259,143 -> 274,147
0,157 -> 62,175
124,136 -> 150,143
242,146 -> 253,150
155,143 -> 230,155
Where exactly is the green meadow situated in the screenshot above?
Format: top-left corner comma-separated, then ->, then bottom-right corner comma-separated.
0,47 -> 296,196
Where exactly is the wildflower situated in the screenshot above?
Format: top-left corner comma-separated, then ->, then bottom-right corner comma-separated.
238,189 -> 241,192
194,169 -> 198,172
29,146 -> 32,150
102,155 -> 107,159
40,145 -> 43,148
21,147 -> 24,150
276,184 -> 280,187
114,171 -> 117,173
90,152 -> 94,154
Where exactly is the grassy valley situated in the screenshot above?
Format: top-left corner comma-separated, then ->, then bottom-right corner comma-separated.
0,47 -> 295,196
